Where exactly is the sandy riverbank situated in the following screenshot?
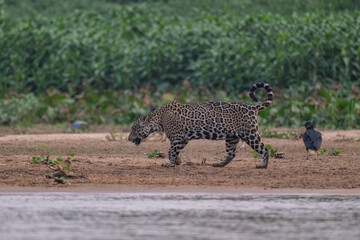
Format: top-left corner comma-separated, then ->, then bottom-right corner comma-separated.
1,130 -> 360,192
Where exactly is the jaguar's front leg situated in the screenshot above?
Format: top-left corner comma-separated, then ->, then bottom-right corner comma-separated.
161,139 -> 188,167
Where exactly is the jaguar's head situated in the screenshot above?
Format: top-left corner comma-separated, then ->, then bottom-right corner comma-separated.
128,116 -> 152,146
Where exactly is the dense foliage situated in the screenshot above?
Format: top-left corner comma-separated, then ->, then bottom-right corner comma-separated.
0,0 -> 359,128
1,6 -> 360,94
3,0 -> 360,18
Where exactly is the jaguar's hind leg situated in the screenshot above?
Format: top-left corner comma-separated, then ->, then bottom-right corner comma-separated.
213,137 -> 240,167
256,145 -> 269,169
162,139 -> 188,167
247,133 -> 269,169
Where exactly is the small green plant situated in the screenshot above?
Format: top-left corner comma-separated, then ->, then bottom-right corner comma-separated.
105,126 -> 118,141
32,156 -> 41,164
318,149 -> 327,155
148,150 -> 165,158
265,144 -> 278,158
31,153 -> 75,184
251,144 -> 280,158
106,131 -> 117,141
148,150 -> 160,158
31,155 -> 50,164
330,148 -> 340,156
55,154 -> 75,171
59,176 -> 69,184
32,153 -> 74,170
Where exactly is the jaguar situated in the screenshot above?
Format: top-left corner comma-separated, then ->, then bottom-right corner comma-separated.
128,82 -> 274,168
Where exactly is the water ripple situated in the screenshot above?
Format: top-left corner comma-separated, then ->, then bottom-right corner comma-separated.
0,193 -> 359,240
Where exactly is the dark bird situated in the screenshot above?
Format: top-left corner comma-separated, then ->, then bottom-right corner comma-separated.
303,120 -> 322,160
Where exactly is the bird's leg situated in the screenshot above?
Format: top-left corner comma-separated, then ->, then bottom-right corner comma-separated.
306,149 -> 309,160
315,150 -> 318,161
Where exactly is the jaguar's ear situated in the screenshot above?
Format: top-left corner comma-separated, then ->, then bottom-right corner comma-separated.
143,115 -> 151,123
149,103 -> 156,112
138,116 -> 147,127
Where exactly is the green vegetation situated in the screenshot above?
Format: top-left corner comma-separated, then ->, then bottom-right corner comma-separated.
2,0 -> 359,19
58,176 -> 69,185
148,149 -> 165,158
31,153 -> 75,184
31,153 -> 74,170
49,154 -> 74,171
265,144 -> 278,158
31,155 -> 50,164
329,148 -> 340,156
0,0 -> 359,129
317,149 -> 327,156
251,144 -> 284,159
314,148 -> 340,156
2,7 -> 359,93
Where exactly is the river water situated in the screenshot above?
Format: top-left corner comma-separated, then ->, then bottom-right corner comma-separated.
0,193 -> 359,240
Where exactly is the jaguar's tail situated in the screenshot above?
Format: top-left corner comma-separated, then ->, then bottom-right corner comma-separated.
249,82 -> 274,111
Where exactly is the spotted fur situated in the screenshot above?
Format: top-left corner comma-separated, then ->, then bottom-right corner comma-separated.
128,82 -> 274,168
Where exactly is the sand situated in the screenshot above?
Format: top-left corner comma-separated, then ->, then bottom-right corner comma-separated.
0,129 -> 360,193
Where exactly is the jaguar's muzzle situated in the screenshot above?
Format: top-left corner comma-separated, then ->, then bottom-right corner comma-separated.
129,137 -> 142,146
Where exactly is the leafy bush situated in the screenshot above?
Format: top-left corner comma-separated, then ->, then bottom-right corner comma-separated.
258,85 -> 360,129
0,85 -> 359,128
0,7 -> 359,95
1,1 -> 359,129
0,93 -> 43,125
3,0 -> 360,19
